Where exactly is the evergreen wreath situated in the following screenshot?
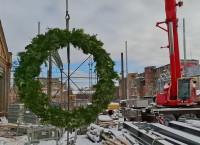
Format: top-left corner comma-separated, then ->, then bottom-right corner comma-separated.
14,28 -> 118,129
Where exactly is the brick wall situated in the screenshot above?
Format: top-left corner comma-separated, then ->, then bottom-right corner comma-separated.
0,20 -> 12,114
120,65 -> 171,99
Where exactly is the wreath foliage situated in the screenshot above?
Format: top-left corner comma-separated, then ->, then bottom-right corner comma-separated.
14,28 -> 118,129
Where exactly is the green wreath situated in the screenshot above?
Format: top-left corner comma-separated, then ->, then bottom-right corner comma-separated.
14,28 -> 118,129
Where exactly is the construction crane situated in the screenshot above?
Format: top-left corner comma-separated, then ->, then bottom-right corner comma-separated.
156,0 -> 196,106
121,0 -> 200,125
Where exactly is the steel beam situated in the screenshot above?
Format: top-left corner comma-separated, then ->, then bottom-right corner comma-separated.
123,122 -> 173,145
150,123 -> 200,145
169,121 -> 200,136
153,108 -> 200,115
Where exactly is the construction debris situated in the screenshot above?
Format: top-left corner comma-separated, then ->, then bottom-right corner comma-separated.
86,122 -> 132,145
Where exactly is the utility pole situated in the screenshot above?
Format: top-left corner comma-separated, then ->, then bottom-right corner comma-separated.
121,53 -> 125,99
38,22 -> 40,35
183,18 -> 187,76
125,41 -> 129,100
37,22 -> 40,79
66,0 -> 70,145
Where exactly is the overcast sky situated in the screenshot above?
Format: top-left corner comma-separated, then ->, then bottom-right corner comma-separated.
0,0 -> 200,74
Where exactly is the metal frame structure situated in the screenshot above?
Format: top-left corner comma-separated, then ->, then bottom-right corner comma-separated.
27,126 -> 61,145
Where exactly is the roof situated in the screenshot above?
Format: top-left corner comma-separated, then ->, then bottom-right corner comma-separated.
0,20 -> 9,54
0,19 -> 12,64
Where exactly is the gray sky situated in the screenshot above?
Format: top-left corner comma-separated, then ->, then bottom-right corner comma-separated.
0,0 -> 200,73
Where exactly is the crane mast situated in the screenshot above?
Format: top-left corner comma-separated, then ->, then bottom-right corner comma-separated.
165,0 -> 182,99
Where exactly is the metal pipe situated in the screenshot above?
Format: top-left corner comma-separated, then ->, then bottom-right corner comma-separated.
38,22 -> 40,35
183,18 -> 187,76
125,41 -> 129,100
121,53 -> 125,99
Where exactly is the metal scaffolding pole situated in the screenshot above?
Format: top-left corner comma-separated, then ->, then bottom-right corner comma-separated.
47,53 -> 52,98
60,68 -> 63,104
65,0 -> 70,145
88,56 -> 93,95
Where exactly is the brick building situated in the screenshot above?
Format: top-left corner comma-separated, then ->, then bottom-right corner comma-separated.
0,20 -> 12,115
8,88 -> 18,104
119,59 -> 199,99
119,78 -> 127,100
127,66 -> 159,99
39,77 -> 67,103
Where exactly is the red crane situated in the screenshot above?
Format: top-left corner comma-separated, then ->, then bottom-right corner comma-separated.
156,0 -> 196,106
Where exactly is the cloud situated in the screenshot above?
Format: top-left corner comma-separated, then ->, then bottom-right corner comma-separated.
0,0 -> 200,74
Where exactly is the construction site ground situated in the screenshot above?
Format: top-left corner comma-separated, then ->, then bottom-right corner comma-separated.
0,112 -> 200,145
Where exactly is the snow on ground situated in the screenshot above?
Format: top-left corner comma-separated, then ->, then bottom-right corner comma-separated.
0,136 -> 58,145
75,135 -> 101,145
0,136 -> 27,145
0,134 -> 100,145
0,117 -> 8,124
109,103 -> 119,105
186,120 -> 200,128
98,115 -> 112,121
58,131 -> 75,145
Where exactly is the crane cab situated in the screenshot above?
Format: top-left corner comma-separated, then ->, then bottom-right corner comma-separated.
157,78 -> 197,106
177,78 -> 196,105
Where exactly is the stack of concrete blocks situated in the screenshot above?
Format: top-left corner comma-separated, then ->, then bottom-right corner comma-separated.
24,108 -> 39,124
8,104 -> 24,123
8,104 -> 39,124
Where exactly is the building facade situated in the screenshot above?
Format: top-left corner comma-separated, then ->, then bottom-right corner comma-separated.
39,77 -> 66,103
0,20 -> 12,115
119,60 -> 199,99
127,66 -> 159,99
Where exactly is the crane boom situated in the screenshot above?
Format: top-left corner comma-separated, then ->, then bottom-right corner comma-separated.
165,0 -> 182,99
